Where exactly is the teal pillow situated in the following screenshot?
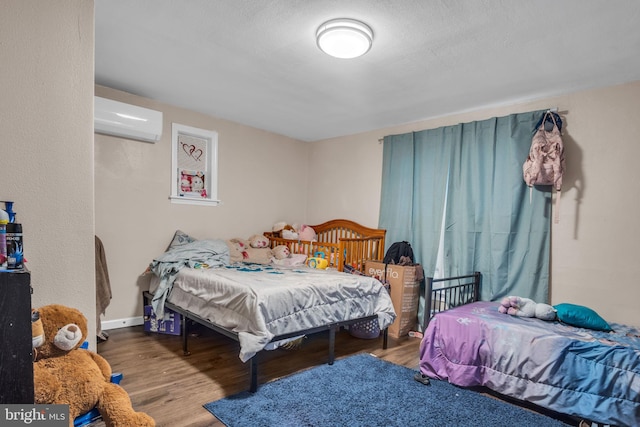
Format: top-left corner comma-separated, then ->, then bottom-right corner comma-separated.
554,303 -> 612,332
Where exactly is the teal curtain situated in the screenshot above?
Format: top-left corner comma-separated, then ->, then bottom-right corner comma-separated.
379,110 -> 551,303
379,129 -> 452,278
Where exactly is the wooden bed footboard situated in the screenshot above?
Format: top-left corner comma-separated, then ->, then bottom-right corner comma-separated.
423,272 -> 481,331
265,219 -> 386,272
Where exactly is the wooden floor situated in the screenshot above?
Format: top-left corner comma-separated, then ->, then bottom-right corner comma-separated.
96,323 -> 422,427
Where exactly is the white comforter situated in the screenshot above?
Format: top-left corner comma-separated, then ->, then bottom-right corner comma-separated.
152,263 -> 396,362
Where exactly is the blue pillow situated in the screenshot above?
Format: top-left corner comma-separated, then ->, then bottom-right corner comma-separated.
554,303 -> 612,332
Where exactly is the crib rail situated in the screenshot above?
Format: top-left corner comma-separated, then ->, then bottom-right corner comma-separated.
264,220 -> 386,272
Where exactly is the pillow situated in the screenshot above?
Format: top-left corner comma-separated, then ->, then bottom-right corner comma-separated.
167,230 -> 196,251
553,303 -> 612,331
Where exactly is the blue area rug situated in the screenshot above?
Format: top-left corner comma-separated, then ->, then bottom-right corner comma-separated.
204,353 -> 570,427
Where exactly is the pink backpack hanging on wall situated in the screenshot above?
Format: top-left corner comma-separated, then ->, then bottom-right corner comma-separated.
523,111 -> 565,223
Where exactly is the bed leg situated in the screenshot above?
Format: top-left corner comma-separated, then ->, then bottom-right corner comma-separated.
328,325 -> 336,365
181,315 -> 191,356
249,355 -> 258,393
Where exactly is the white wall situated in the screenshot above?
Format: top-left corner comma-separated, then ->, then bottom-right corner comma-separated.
0,1 -> 96,345
309,81 -> 640,327
94,86 -> 309,323
97,81 -> 640,329
5,0 -> 636,348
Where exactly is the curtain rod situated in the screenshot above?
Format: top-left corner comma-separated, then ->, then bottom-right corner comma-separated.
377,107 -> 560,144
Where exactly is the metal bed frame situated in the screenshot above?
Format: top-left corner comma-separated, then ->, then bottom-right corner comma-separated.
422,272 -> 481,331
143,291 -> 389,392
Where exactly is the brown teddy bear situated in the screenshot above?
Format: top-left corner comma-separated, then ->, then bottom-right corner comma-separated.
32,304 -> 155,427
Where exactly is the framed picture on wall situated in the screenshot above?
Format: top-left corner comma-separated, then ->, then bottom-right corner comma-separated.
169,123 -> 219,205
179,169 -> 208,198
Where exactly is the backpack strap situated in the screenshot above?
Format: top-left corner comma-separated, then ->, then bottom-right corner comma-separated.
548,112 -> 562,223
529,186 -> 533,205
547,111 -> 557,130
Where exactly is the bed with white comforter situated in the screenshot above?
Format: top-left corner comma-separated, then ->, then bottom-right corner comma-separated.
150,261 -> 395,362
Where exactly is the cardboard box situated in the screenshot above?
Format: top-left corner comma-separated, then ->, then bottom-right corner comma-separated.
365,261 -> 420,339
144,305 -> 181,335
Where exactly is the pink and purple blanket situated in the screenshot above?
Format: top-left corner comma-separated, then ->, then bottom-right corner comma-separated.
419,301 -> 640,426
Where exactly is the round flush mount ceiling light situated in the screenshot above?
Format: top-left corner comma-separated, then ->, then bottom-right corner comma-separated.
316,18 -> 373,59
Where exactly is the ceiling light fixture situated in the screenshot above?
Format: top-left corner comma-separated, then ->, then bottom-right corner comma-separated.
316,18 -> 373,59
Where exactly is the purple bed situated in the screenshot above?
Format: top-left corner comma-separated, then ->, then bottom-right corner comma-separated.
418,275 -> 640,427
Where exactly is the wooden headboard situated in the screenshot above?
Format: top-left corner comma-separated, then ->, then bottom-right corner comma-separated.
265,219 -> 386,272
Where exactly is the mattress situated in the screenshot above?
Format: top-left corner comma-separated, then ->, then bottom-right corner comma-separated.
151,263 -> 396,362
419,301 -> 640,426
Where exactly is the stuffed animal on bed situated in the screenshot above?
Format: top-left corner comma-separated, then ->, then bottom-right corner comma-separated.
298,224 -> 317,242
272,245 -> 290,259
226,238 -> 249,263
248,234 -> 269,248
226,238 -> 273,264
498,296 -> 557,321
271,245 -> 307,266
272,222 -> 298,239
32,304 -> 155,427
244,246 -> 274,264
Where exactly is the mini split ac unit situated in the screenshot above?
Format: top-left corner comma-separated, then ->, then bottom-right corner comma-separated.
94,96 -> 163,143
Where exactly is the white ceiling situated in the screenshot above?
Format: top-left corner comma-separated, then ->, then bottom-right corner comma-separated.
95,0 -> 640,142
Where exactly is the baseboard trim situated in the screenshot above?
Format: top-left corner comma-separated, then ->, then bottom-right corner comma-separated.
102,316 -> 144,331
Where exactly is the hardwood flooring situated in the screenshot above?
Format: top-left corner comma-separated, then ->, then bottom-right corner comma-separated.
96,323 -> 422,427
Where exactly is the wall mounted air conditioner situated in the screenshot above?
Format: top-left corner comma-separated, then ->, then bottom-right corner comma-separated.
94,96 -> 163,143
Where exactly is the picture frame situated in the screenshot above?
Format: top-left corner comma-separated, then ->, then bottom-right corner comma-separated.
169,123 -> 219,205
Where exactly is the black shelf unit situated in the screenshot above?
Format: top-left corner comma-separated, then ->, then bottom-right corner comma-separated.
0,269 -> 34,403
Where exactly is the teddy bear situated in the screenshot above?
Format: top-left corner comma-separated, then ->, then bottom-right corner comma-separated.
32,304 -> 155,427
179,172 -> 191,193
498,296 -> 557,321
248,234 -> 270,248
272,222 -> 298,239
271,245 -> 308,267
191,173 -> 204,191
190,173 -> 207,198
272,245 -> 290,260
298,224 -> 317,242
226,238 -> 250,263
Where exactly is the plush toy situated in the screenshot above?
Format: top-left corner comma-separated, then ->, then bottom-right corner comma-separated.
32,304 -> 155,427
298,224 -> 317,242
272,245 -> 290,260
32,309 -> 44,349
281,229 -> 298,240
271,245 -> 307,266
179,172 -> 191,193
244,246 -> 274,264
226,238 -> 249,263
248,234 -> 269,248
498,296 -> 557,321
272,222 -> 297,239
191,173 -> 204,192
191,173 -> 207,198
